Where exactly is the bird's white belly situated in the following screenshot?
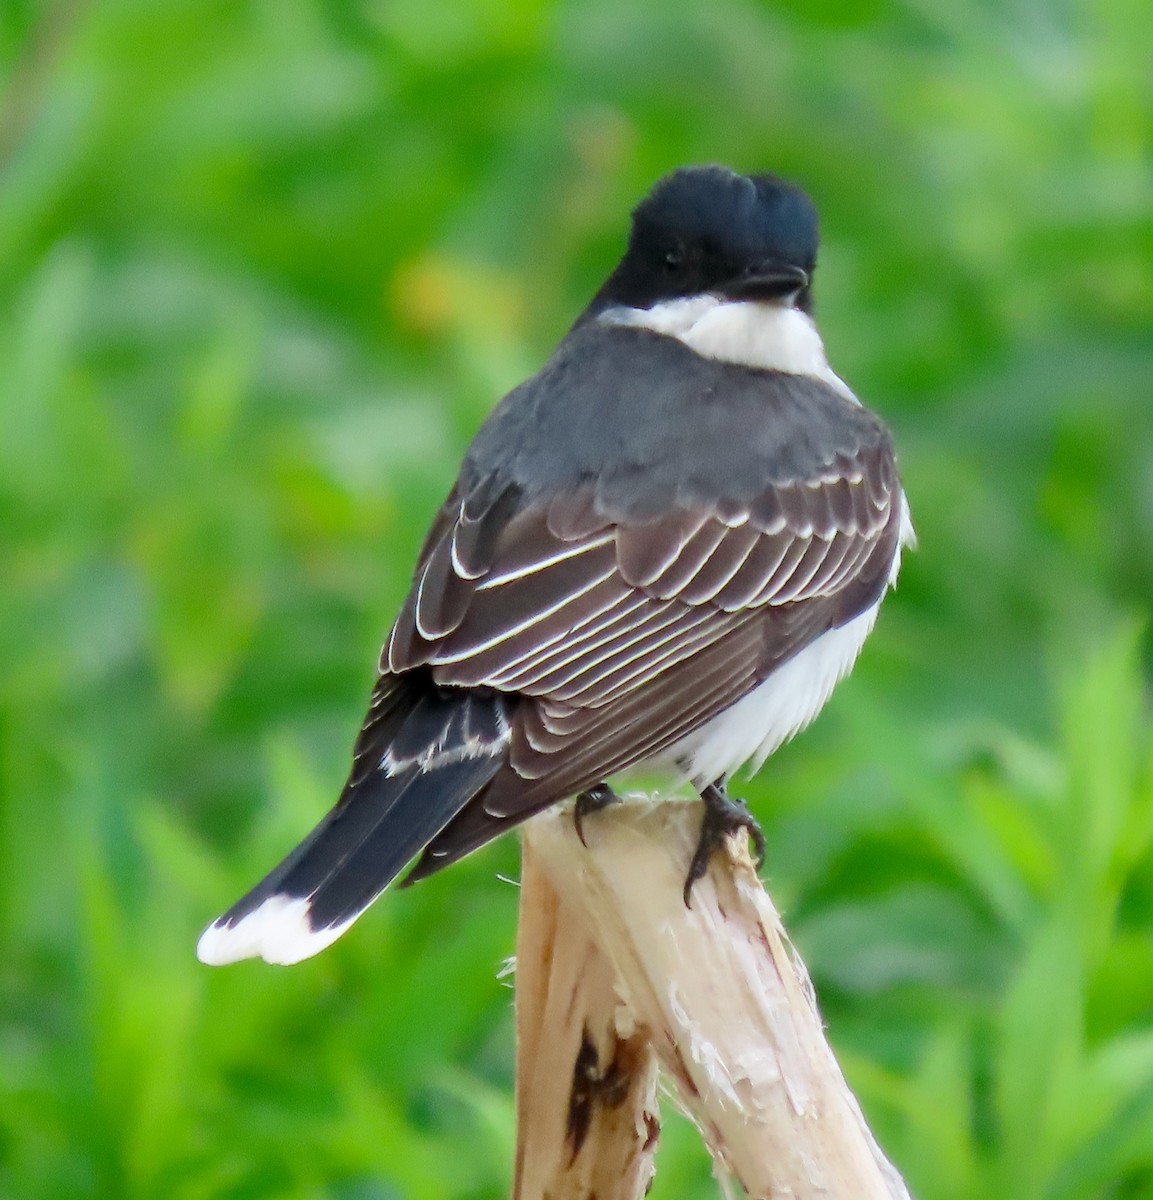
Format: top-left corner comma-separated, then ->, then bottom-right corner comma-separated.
663,601 -> 881,786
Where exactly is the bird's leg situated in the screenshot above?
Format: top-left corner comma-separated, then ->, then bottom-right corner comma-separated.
683,780 -> 766,907
573,783 -> 621,847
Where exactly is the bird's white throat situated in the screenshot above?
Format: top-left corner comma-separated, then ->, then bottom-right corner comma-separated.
602,296 -> 853,399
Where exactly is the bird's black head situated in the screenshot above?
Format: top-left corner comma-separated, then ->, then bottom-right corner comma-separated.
586,165 -> 819,319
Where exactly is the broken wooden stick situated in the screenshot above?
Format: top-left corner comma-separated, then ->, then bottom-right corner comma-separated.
513,797 -> 912,1200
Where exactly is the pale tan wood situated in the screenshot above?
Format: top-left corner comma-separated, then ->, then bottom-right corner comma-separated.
514,797 -> 912,1200
513,831 -> 661,1200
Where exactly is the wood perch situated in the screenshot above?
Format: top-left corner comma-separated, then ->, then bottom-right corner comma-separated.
512,797 -> 913,1200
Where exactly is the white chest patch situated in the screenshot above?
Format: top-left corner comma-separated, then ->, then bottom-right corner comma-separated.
662,600 -> 881,786
601,296 -> 856,400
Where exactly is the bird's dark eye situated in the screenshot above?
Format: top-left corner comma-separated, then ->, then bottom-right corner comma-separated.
663,246 -> 684,273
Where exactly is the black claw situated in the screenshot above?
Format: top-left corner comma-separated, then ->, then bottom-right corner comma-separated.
683,782 -> 766,907
573,783 -> 620,846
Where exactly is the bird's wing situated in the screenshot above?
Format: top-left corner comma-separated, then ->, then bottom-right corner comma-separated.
384,422 -> 903,812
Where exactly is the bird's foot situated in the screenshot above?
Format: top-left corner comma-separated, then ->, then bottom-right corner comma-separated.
573,783 -> 621,846
683,782 -> 766,907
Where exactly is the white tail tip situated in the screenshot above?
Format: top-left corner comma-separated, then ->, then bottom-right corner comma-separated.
196,895 -> 357,966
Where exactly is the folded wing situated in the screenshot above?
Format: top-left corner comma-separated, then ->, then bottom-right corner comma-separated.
384,424 -> 903,876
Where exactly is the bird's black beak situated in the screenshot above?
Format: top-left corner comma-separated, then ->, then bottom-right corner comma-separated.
720,262 -> 809,304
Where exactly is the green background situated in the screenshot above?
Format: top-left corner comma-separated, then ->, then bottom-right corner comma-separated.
2,0 -> 1152,1196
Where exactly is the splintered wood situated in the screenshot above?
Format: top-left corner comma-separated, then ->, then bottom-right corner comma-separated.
512,799 -> 912,1200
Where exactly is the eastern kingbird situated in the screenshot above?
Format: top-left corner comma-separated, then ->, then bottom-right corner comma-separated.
198,164 -> 913,966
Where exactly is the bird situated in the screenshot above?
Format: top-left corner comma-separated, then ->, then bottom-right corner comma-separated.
197,164 -> 914,967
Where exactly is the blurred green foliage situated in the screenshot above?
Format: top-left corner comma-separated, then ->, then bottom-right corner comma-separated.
1,0 -> 1151,1196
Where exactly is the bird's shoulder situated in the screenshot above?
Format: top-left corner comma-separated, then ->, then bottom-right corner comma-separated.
460,320 -> 894,523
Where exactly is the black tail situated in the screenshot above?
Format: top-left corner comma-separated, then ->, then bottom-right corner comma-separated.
197,675 -> 511,965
